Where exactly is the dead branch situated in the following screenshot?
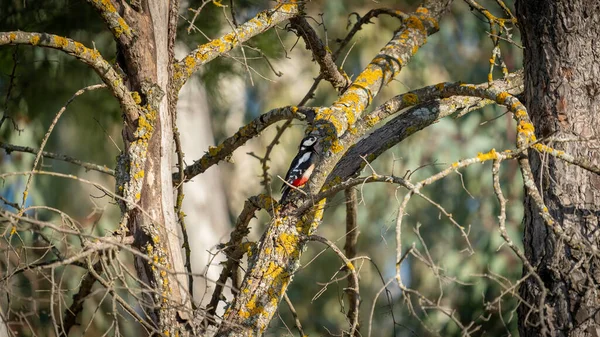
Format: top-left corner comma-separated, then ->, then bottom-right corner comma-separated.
0,142 -> 115,175
289,16 -> 350,91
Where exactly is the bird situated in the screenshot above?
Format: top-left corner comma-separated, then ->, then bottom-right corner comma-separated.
280,135 -> 319,202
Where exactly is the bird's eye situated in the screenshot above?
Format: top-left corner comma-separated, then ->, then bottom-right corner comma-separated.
302,136 -> 317,147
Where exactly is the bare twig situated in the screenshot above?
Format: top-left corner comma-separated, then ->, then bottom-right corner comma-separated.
20,84 -> 107,209
344,188 -> 360,336
0,142 -> 115,175
289,16 -> 349,91
283,293 -> 306,337
306,234 -> 360,337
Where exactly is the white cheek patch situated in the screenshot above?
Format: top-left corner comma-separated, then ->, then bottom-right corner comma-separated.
302,137 -> 317,147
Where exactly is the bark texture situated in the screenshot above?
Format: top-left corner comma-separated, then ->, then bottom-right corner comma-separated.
516,1 -> 600,336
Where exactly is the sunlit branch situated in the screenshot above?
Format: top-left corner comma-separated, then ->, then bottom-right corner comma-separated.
174,2 -> 300,90
174,106 -> 313,184
331,70 -> 524,180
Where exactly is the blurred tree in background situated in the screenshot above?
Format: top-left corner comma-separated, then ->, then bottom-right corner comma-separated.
0,0 -> 598,336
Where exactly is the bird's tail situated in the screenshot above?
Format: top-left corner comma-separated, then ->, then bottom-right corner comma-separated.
280,186 -> 290,203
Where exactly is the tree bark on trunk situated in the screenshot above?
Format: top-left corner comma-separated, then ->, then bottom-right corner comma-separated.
114,0 -> 190,333
516,1 -> 600,336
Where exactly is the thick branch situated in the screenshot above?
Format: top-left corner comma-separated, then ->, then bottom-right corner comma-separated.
174,106 -> 313,184
331,70 -> 524,180
174,3 -> 300,90
201,195 -> 276,331
0,31 -> 138,121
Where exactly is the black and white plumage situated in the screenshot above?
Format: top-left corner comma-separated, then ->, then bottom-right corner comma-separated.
280,135 -> 318,202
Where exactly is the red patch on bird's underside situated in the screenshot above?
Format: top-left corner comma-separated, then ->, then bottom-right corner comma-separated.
291,176 -> 309,187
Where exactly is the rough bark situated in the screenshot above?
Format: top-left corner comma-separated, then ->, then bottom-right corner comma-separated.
516,1 -> 600,336
114,0 -> 191,333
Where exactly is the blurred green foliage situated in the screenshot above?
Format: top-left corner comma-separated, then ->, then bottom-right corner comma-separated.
1,0 -> 524,336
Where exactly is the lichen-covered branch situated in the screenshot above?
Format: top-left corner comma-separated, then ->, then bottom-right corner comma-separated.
174,106 -> 313,184
202,195 -> 277,332
84,0 -> 134,43
0,31 -> 138,121
311,6 -> 441,141
173,2 -> 300,90
331,70 -> 524,180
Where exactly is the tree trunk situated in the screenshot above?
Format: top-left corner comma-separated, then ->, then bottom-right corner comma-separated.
516,1 -> 600,336
114,0 -> 190,333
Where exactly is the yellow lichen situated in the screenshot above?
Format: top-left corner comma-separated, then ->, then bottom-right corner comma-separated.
496,92 -> 510,104
116,18 -> 131,37
30,35 -> 40,45
277,232 -> 298,254
477,148 -> 498,162
514,109 -> 527,118
517,121 -> 535,135
353,66 -> 384,89
365,115 -> 380,127
402,93 -> 419,105
53,35 -> 69,48
240,294 -> 265,319
131,91 -> 142,104
404,16 -> 425,31
330,138 -> 344,154
208,145 -> 219,156
9,33 -> 16,42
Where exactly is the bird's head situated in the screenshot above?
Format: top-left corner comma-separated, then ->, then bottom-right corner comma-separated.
299,135 -> 318,151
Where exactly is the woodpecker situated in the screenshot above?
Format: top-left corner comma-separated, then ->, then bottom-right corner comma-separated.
280,135 -> 319,202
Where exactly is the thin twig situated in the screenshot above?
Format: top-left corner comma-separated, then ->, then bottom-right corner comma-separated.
20,84 -> 106,209
0,142 -> 115,175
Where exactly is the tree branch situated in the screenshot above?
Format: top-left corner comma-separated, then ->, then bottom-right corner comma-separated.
289,16 -> 350,91
201,195 -> 276,332
331,70 -> 524,180
173,106 -> 313,184
344,188 -> 360,336
0,142 -> 115,176
173,2 -> 300,90
84,0 -> 134,43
